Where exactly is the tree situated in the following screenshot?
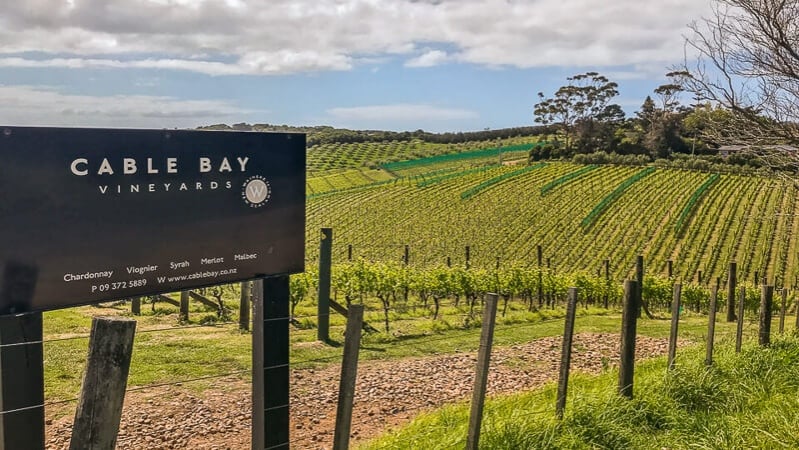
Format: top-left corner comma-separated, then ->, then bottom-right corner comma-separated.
679,0 -> 799,152
637,96 -> 657,132
638,77 -> 691,158
533,72 -> 624,154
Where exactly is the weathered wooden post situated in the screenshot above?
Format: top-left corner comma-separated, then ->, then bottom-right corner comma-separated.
537,245 -> 544,308
795,289 -> 799,331
619,280 -> 638,399
779,288 -> 787,334
347,244 -> 353,262
239,281 -> 251,331
667,259 -> 673,279
556,288 -> 578,419
69,317 -> 136,450
131,297 -> 141,316
179,290 -> 190,321
603,259 -> 610,309
318,228 -> 333,342
668,283 -> 681,371
736,285 -> 746,353
727,261 -> 737,322
465,245 -> 471,270
635,255 -> 645,318
705,280 -> 719,366
333,305 -> 364,450
466,294 -> 499,450
759,285 -> 773,347
546,258 -> 554,308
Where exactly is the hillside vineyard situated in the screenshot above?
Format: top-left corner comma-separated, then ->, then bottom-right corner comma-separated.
306,162 -> 798,286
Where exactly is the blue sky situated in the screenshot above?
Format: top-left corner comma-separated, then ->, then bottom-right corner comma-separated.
0,0 -> 712,132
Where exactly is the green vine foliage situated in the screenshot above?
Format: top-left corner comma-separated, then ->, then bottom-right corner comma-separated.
675,173 -> 721,236
460,163 -> 547,199
581,167 -> 656,228
540,165 -> 598,195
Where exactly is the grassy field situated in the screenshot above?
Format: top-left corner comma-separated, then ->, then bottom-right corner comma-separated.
359,335 -> 799,449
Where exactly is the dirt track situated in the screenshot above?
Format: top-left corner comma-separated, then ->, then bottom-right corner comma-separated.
45,332 -> 671,449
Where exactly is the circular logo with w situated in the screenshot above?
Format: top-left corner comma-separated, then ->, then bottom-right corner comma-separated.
242,176 -> 271,208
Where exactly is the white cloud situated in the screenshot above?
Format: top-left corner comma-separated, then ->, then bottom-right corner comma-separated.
327,104 -> 478,121
0,0 -> 712,75
0,85 -> 255,128
405,50 -> 450,68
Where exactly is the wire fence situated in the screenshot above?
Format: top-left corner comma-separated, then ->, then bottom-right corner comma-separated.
7,277 -> 785,450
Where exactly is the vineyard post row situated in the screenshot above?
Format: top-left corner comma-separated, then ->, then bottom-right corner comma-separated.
328,238 -> 729,292
324,273 -> 787,448
309,225 -> 799,340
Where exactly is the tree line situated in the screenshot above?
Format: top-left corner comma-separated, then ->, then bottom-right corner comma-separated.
532,0 -> 799,172
199,123 -> 549,148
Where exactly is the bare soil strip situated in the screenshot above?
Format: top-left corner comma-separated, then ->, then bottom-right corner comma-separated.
45,332 -> 671,449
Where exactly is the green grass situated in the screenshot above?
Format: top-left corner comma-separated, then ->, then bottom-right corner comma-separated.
359,334 -> 799,449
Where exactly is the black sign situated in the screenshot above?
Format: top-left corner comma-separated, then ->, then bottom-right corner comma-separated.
0,127 -> 305,315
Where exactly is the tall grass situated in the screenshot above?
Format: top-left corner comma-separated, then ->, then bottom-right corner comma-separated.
360,336 -> 799,449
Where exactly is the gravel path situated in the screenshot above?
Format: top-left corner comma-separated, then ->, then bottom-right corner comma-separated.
45,332 -> 672,449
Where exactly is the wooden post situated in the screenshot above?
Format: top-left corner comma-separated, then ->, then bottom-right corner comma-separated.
604,259 -> 610,309
131,297 -> 141,316
705,281 -> 719,366
754,270 -> 759,286
318,228 -> 333,342
795,289 -> 799,331
727,262 -> 737,322
537,246 -> 544,308
546,258 -> 553,308
465,293 -> 498,450
667,283 -> 681,371
179,290 -> 189,321
760,285 -> 773,347
69,317 -> 136,450
446,256 -> 451,268
252,276 -> 290,450
698,270 -> 703,285
636,255 -> 644,318
347,244 -> 352,262
333,305 -> 364,450
556,288 -> 578,419
465,246 -> 471,270
619,280 -> 638,399
736,285 -> 746,353
667,259 -> 673,279
779,288 -> 787,334
239,281 -> 251,331
0,313 -> 44,450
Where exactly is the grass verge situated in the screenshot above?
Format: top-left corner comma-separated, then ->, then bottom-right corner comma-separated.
359,335 -> 799,449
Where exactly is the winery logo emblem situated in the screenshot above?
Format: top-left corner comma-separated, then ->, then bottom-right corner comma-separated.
242,175 -> 271,207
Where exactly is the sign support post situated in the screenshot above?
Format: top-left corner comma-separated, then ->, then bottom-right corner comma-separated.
0,262 -> 44,450
0,312 -> 44,450
252,276 -> 290,450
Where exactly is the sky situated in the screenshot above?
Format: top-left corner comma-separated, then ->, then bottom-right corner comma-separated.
0,0 -> 713,132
